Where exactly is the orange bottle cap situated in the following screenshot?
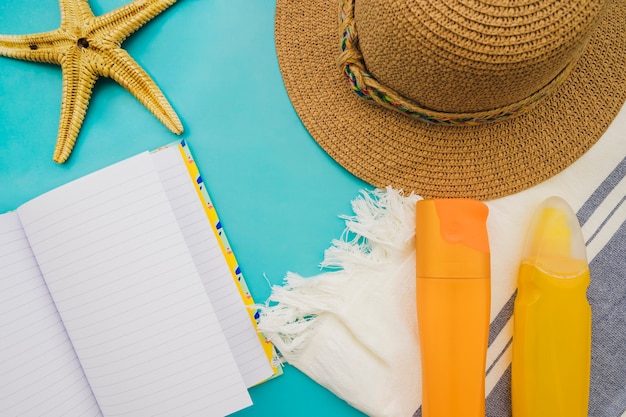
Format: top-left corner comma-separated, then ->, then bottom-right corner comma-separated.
416,199 -> 490,279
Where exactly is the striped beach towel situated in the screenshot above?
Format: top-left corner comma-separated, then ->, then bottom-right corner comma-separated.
257,104 -> 626,417
481,105 -> 626,417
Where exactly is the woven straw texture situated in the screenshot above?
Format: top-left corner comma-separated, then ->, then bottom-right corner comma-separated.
275,0 -> 626,200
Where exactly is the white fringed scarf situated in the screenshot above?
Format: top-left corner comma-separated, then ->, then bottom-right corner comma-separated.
257,188 -> 423,417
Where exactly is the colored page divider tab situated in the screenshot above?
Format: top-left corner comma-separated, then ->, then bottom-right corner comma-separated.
175,140 -> 281,377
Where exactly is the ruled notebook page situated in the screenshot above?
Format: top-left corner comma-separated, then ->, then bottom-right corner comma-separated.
16,153 -> 251,417
0,212 -> 103,417
151,146 -> 273,387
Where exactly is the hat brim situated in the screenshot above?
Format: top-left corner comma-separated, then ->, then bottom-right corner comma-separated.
275,0 -> 626,200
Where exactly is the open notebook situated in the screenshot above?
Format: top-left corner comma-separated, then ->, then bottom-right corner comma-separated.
0,141 -> 277,417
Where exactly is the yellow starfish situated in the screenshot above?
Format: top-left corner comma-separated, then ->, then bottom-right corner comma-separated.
0,0 -> 183,163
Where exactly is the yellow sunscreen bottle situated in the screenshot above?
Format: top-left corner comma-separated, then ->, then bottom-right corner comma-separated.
415,199 -> 490,417
512,196 -> 591,417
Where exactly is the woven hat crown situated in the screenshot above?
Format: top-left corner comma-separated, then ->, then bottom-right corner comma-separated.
343,0 -> 606,120
275,0 -> 625,199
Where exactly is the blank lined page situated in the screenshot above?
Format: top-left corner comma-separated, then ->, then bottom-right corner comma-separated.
151,146 -> 274,387
0,212 -> 102,417
17,153 -> 251,417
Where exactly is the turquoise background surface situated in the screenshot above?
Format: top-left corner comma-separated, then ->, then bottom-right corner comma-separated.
0,1 -> 369,416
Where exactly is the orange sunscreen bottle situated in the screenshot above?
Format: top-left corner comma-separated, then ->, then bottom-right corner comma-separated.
512,196 -> 591,417
415,199 -> 490,417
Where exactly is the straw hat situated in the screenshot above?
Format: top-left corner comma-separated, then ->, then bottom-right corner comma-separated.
275,0 -> 626,200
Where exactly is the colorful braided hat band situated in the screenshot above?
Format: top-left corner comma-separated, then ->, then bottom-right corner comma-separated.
337,0 -> 579,125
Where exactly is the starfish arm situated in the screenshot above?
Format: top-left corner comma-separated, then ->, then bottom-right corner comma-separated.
53,47 -> 99,163
88,0 -> 177,45
58,0 -> 95,32
99,47 -> 183,135
0,0 -> 183,163
0,31 -> 72,65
